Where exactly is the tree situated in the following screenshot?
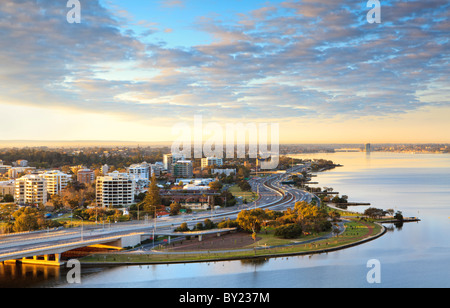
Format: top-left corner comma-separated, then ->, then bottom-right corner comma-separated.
236,208 -> 267,233
217,218 -> 239,229
329,210 -> 341,221
169,202 -> 181,216
12,207 -> 43,232
394,211 -> 404,221
294,201 -> 330,232
175,222 -> 190,232
143,174 -> 162,213
2,194 -> 14,203
209,180 -> 223,190
203,218 -> 216,230
386,209 -> 395,216
237,180 -> 252,192
364,207 -> 385,219
0,204 -> 16,221
274,224 -> 303,239
50,194 -> 64,211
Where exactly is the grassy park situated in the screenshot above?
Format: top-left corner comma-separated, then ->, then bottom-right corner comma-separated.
228,184 -> 258,203
79,217 -> 384,265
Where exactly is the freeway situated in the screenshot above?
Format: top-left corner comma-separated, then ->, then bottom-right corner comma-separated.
0,164 -> 316,262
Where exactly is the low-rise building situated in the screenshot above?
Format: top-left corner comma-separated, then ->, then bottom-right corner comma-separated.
77,169 -> 95,184
0,181 -> 15,197
212,168 -> 236,176
201,157 -> 223,169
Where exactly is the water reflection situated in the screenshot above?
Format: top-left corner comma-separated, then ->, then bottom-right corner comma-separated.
2,152 -> 450,288
384,222 -> 404,232
240,257 -> 269,267
0,263 -> 62,288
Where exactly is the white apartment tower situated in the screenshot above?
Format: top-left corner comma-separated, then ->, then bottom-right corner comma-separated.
40,170 -> 71,195
96,173 -> 135,208
14,174 -> 48,205
128,163 -> 150,181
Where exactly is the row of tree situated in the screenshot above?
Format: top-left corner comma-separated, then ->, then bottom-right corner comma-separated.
1,207 -> 62,234
172,201 -> 333,240
236,201 -> 332,239
0,147 -> 169,169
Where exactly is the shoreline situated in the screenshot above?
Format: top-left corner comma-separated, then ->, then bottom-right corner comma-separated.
80,222 -> 387,267
79,163 -> 411,267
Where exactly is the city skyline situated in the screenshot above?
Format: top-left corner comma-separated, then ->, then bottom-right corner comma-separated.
0,0 -> 449,144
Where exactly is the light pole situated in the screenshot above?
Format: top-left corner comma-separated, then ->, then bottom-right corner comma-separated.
149,205 -> 157,248
74,215 -> 84,241
137,201 -> 144,224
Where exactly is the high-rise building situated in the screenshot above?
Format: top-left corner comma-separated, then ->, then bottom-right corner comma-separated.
96,173 -> 135,208
14,174 -> 47,205
128,163 -> 150,181
201,157 -> 223,169
365,143 -> 371,153
163,153 -> 186,173
150,162 -> 164,177
173,160 -> 193,178
77,169 -> 95,184
40,170 -> 71,195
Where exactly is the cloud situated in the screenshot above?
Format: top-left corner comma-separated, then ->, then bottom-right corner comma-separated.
0,0 -> 448,130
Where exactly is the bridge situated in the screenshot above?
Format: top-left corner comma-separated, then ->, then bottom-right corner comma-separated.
0,165 -> 313,267
0,225 -> 240,266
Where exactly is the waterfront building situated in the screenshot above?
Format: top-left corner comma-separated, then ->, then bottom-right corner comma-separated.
365,143 -> 371,153
201,157 -> 223,170
14,174 -> 47,205
96,172 -> 135,208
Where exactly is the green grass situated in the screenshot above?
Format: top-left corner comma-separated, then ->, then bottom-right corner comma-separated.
228,185 -> 258,202
80,219 -> 384,265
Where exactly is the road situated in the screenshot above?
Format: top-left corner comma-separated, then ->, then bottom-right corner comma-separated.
0,164 -> 316,260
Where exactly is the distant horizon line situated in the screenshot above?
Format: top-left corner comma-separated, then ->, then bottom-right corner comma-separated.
0,140 -> 449,147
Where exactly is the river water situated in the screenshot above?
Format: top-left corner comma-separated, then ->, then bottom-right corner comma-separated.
1,152 -> 449,288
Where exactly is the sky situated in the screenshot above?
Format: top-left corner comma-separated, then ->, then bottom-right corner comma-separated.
0,0 -> 449,144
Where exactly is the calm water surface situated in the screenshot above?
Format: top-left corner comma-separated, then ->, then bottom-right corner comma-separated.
2,152 -> 449,288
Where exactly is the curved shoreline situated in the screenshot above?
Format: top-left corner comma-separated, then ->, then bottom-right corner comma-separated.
81,168 -> 390,267
80,222 -> 387,267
